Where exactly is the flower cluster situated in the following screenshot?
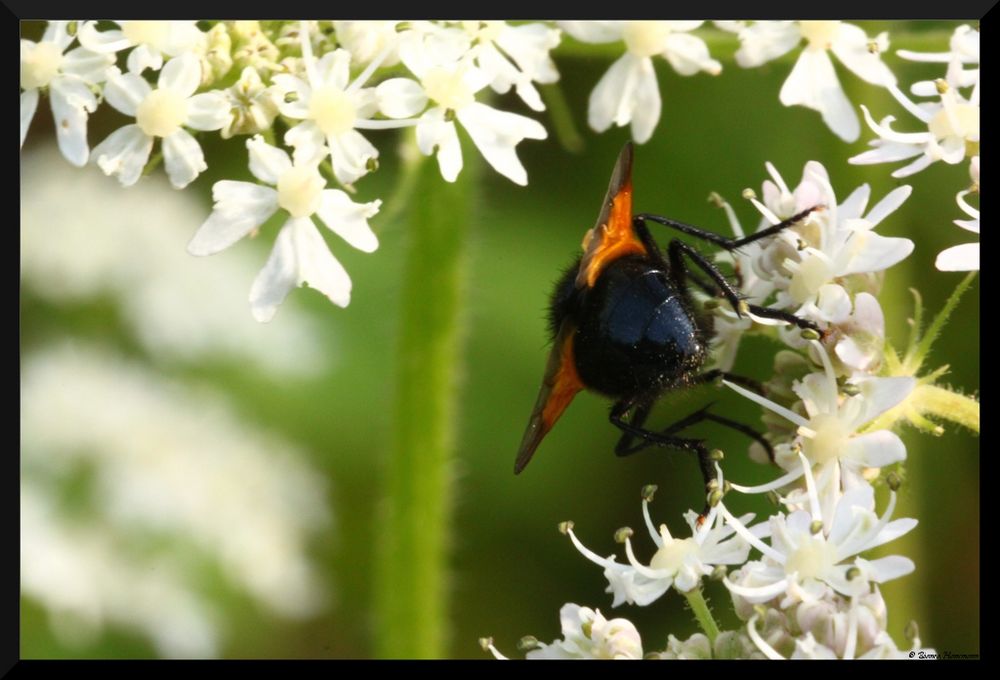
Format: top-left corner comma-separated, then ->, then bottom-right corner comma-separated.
22,21 -> 979,323
489,149 -> 976,658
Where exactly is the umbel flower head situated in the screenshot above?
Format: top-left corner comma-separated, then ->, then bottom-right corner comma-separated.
188,135 -> 380,321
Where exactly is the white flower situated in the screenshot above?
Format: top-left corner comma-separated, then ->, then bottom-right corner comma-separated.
462,21 -> 561,112
21,143 -> 326,376
723,463 -> 916,606
274,25 -> 417,185
936,156 -> 979,271
747,161 -> 914,319
898,24 -> 979,94
91,53 -> 229,188
20,20 -> 115,165
332,21 -> 402,66
726,21 -> 895,142
220,66 -> 280,139
526,604 -> 643,659
566,480 -> 752,606
850,79 -> 979,178
188,136 -> 380,322
559,21 -> 720,143
725,343 -> 914,520
394,26 -> 547,185
22,344 -> 332,656
78,20 -> 205,74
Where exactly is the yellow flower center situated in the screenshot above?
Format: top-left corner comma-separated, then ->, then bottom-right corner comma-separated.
21,41 -> 64,90
649,537 -> 696,573
135,88 -> 188,138
277,165 -> 324,218
623,21 -> 672,58
422,67 -> 474,110
788,254 -> 834,304
801,413 -> 850,465
928,104 -> 980,143
122,21 -> 172,49
784,534 -> 837,580
800,21 -> 841,50
309,85 -> 357,136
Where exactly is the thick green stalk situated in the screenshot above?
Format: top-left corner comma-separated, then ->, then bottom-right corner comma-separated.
373,146 -> 474,659
684,588 -> 720,646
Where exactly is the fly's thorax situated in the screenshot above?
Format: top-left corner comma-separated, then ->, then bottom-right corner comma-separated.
572,256 -> 708,397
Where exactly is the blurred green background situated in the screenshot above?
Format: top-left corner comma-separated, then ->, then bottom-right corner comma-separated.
21,21 -> 978,658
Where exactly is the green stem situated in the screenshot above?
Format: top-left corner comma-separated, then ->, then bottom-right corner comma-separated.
911,271 -> 977,372
914,384 -> 980,433
373,138 -> 474,659
684,588 -> 720,646
540,83 -> 584,153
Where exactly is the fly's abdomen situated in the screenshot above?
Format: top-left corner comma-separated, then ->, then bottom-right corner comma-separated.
574,257 -> 706,397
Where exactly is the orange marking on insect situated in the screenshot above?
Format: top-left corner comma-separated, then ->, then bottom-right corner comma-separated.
577,178 -> 646,289
541,331 -> 584,430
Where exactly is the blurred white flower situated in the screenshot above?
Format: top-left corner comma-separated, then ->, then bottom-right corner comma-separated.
526,604 -> 643,659
91,53 -> 229,188
394,23 -> 548,185
21,344 -> 333,655
78,20 -> 205,74
20,143 -> 328,376
188,135 -> 380,322
559,21 -> 720,143
724,21 -> 895,142
20,20 -> 115,165
850,77 -> 979,178
462,20 -> 561,112
898,24 -> 979,94
220,66 -> 280,139
936,156 -> 979,271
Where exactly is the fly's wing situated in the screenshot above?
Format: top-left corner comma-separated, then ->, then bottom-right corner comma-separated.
575,142 -> 645,289
515,143 -> 645,474
514,320 -> 583,474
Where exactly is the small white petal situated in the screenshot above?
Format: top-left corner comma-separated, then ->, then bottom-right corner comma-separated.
865,186 -> 911,226
588,53 -> 643,135
126,44 -> 164,75
42,21 -> 73,50
376,78 -> 428,118
77,23 -> 130,53
628,58 -> 661,144
250,220 -> 300,323
186,91 -> 230,131
328,129 -> 379,185
49,79 -> 98,166
159,53 -> 201,98
844,430 -> 907,468
734,21 -> 801,67
857,556 -> 914,583
830,23 -> 895,86
815,284 -> 852,323
162,129 -> 206,189
104,68 -> 151,117
317,191 -> 380,252
558,21 -> 623,44
188,181 -> 278,255
20,88 -> 39,148
417,111 -> 463,183
935,242 -> 979,271
841,232 -> 913,275
661,32 -> 721,76
891,154 -> 934,178
780,50 -> 859,142
61,46 -> 115,84
91,124 -> 153,186
247,135 -> 293,185
457,102 -> 546,186
284,122 -> 328,168
838,184 -> 870,221
849,143 -> 924,166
